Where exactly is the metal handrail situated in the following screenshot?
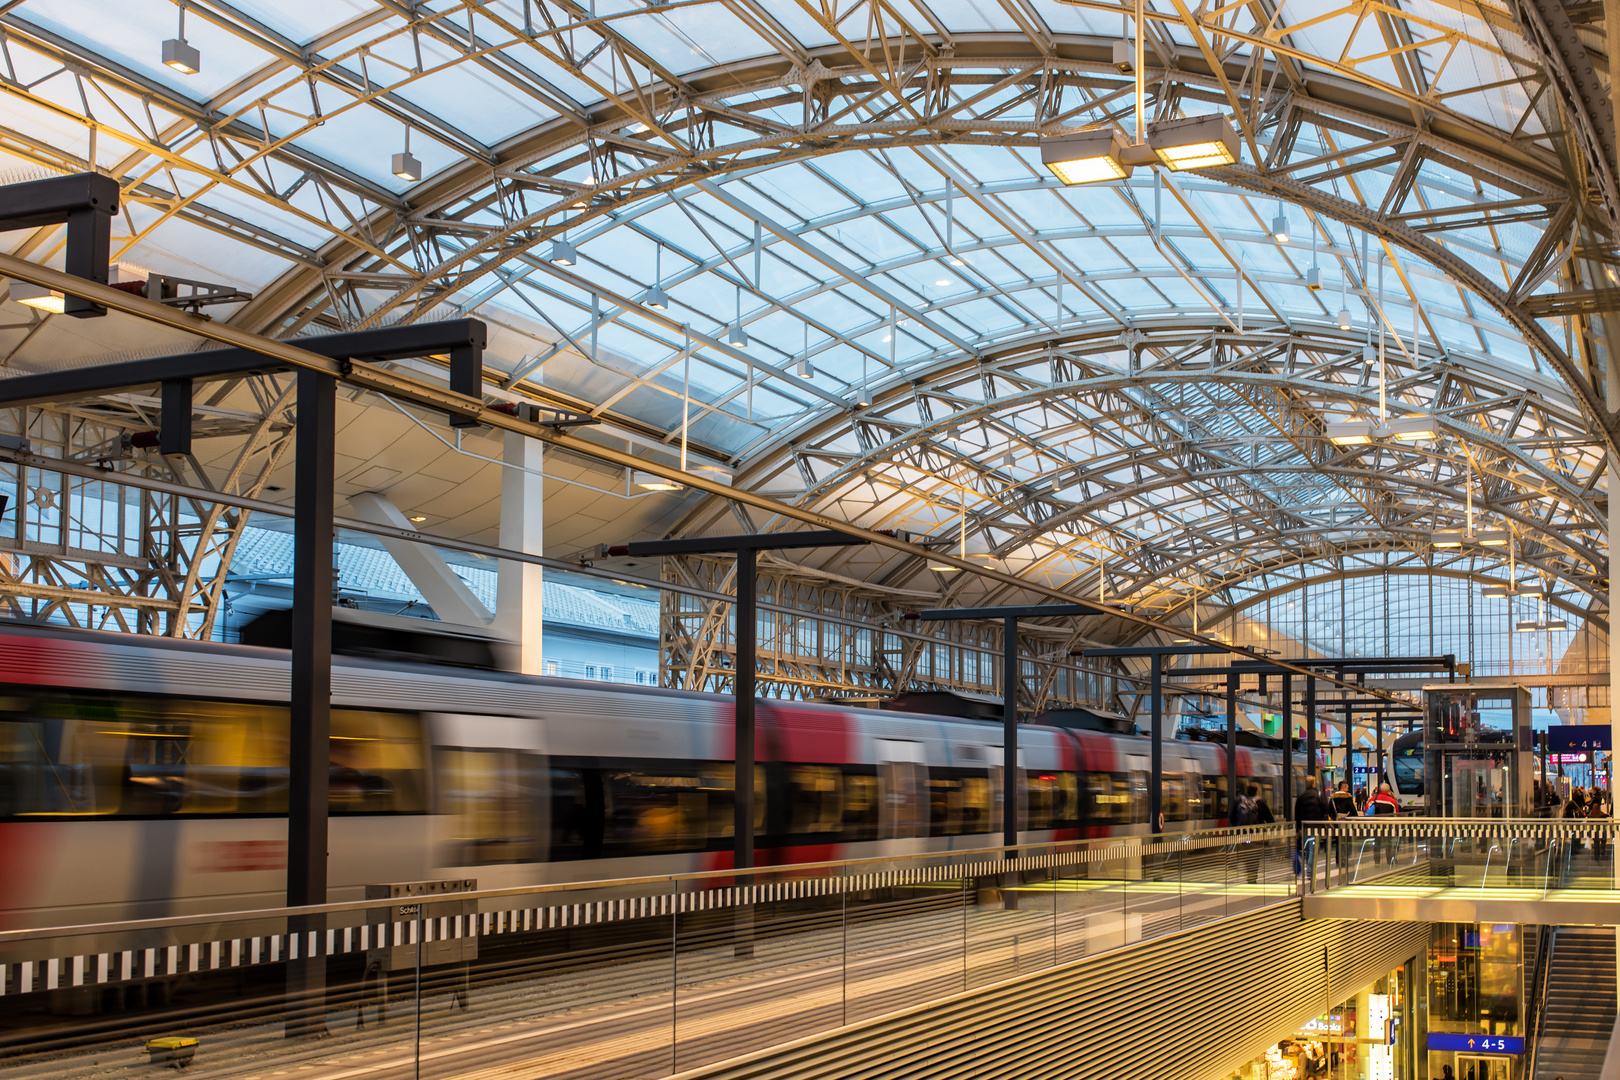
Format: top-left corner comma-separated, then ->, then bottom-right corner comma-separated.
1526,925 -> 1556,1080
0,822 -> 1293,944
1480,843 -> 1503,893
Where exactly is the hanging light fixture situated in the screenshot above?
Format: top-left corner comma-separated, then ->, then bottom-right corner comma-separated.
1146,114 -> 1240,170
643,245 -> 670,309
1306,226 -> 1322,291
548,236 -> 577,266
1432,530 -> 1465,548
1336,271 -> 1352,330
392,125 -> 421,182
1325,421 -> 1376,446
1271,201 -> 1289,243
1382,415 -> 1440,442
1042,129 -> 1134,184
9,280 -> 65,313
631,470 -> 683,491
1472,529 -> 1509,547
163,2 -> 201,74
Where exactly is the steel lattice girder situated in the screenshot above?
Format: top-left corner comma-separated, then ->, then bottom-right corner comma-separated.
671,322 -> 1604,613
0,6 -> 1603,445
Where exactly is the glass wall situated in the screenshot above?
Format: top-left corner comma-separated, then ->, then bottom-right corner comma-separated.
1220,961 -> 1416,1079
1427,924 -> 1523,1080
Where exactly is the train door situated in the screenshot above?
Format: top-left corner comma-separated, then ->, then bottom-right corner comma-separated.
1124,753 -> 1149,826
876,738 -> 926,839
431,713 -> 548,877
986,744 -> 1027,837
1452,1053 -> 1512,1080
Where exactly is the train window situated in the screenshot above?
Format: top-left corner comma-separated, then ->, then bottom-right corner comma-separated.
960,773 -> 991,834
1392,752 -> 1423,795
1026,772 -> 1076,830
601,763 -> 764,854
841,768 -> 879,841
549,768 -> 591,860
1162,775 -> 1186,823
789,765 -> 843,835
1085,771 -> 1130,826
0,691 -> 425,817
439,749 -> 543,864
1199,772 -> 1221,819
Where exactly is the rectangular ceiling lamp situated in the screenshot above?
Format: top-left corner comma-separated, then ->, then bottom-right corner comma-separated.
1472,529 -> 1509,547
9,280 -> 65,313
1480,585 -> 1509,598
1326,421 -> 1375,446
688,463 -> 733,487
1515,619 -> 1539,632
1432,530 -> 1464,548
1384,416 -> 1440,442
1147,114 -> 1240,170
1041,129 -> 1133,185
1545,618 -> 1568,631
631,469 -> 683,491
927,559 -> 961,572
1515,583 -> 1544,598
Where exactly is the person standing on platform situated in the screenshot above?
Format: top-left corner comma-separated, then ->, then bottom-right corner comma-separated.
1367,782 -> 1400,864
1330,780 -> 1358,870
1293,777 -> 1333,875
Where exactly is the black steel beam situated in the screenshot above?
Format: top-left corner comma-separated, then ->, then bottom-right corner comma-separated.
160,378 -> 191,457
1225,673 -> 1238,824
286,368 -> 334,1038
1003,616 -> 1018,850
610,529 -> 874,559
914,602 -> 1114,621
0,319 -> 487,408
0,172 -> 117,318
1075,645 -> 1227,657
1151,652 -> 1163,833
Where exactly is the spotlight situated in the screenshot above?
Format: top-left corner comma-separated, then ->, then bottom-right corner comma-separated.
392,152 -> 421,182
1042,128 -> 1133,185
163,4 -> 200,74
642,284 -> 670,310
1147,114 -> 1240,170
1271,212 -> 1289,244
795,357 -> 814,379
1336,308 -> 1353,330
163,38 -> 200,75
1306,267 -> 1322,291
1383,416 -> 1439,442
727,321 -> 748,348
1111,39 -> 1133,73
1325,421 -> 1375,446
548,238 -> 577,266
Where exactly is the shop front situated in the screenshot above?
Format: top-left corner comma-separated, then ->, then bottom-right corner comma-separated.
1223,962 -> 1415,1079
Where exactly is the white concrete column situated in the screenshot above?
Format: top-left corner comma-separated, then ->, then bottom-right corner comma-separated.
496,430 -> 544,675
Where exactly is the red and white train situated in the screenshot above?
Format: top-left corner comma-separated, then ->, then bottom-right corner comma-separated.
0,621 -> 1291,930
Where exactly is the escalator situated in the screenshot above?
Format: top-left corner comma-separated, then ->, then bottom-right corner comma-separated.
1532,927 -> 1618,1080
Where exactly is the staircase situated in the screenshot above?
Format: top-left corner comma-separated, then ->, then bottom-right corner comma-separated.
1533,927 -> 1618,1080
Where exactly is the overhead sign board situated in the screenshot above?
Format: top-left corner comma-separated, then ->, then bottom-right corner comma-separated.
1425,1033 -> 1523,1055
1548,726 -> 1611,755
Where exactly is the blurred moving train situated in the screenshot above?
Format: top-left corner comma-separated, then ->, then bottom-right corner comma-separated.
0,619 -> 1296,930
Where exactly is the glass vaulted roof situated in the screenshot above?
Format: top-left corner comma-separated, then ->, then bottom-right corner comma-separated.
0,0 -> 1608,635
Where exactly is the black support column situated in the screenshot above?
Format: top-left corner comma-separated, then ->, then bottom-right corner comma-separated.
286,368 -> 335,1038
1281,672 -> 1293,820
1226,672 -> 1238,823
1003,615 -> 1019,850
1304,671 -> 1316,790
734,547 -> 757,872
1150,652 -> 1163,833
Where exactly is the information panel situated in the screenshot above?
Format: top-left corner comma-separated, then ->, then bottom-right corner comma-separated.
1425,1033 -> 1523,1055
1548,725 -> 1611,755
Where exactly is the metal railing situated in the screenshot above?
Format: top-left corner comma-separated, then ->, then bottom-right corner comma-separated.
1300,818 -> 1619,895
0,826 -> 1293,1080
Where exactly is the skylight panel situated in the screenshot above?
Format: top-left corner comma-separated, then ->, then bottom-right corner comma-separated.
610,7 -> 774,74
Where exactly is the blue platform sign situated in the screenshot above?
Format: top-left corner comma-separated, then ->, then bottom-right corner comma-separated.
1426,1033 -> 1524,1055
1548,725 -> 1611,755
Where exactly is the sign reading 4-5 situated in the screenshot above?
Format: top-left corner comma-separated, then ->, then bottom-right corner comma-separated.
1426,1033 -> 1525,1054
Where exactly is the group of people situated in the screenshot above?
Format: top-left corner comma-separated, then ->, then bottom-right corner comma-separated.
1293,777 -> 1402,868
